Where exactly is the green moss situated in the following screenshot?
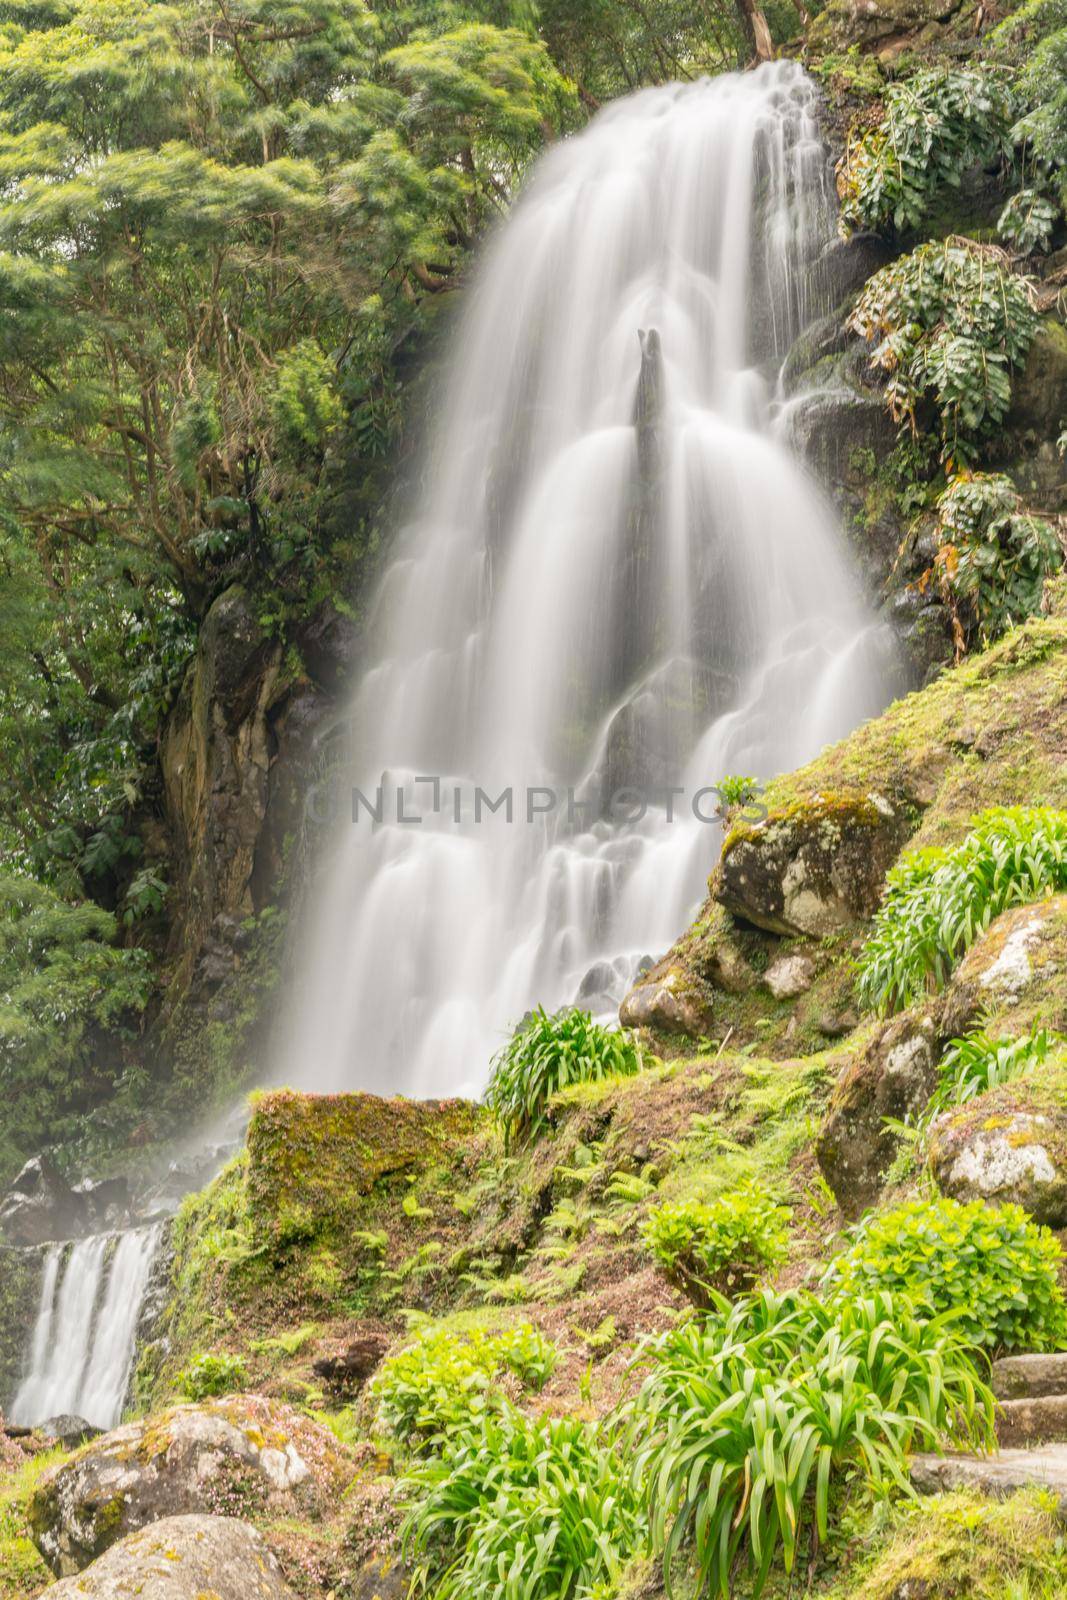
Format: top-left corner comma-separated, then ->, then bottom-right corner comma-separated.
0,1246 -> 42,1401
825,1489 -> 1067,1599
0,1447 -> 66,1599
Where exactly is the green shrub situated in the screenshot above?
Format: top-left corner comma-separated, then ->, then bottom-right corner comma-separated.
858,807 -> 1067,1013
178,1350 -> 248,1400
401,1406 -> 639,1600
838,68 -> 1013,235
998,188 -> 1060,253
642,1187 -> 790,1304
847,240 -> 1038,464
932,1026 -> 1061,1114
372,1321 -> 557,1448
485,1006 -> 643,1149
931,472 -> 1062,648
825,1198 -> 1067,1353
994,0 -> 1067,202
624,1288 -> 993,1599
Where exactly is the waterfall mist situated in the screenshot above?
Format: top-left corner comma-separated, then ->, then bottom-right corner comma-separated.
279,61 -> 898,1100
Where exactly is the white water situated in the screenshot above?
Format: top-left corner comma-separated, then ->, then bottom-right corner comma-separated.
280,62 -> 898,1099
10,1223 -> 163,1429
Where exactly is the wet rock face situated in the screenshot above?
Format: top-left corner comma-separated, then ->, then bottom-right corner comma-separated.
29,1395 -> 353,1577
0,1157 -> 86,1246
45,1514 -> 298,1599
816,1012 -> 940,1218
713,793 -> 913,939
930,1087 -> 1067,1227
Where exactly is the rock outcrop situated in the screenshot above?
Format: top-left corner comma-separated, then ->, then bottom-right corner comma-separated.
0,1156 -> 87,1246
929,1076 -> 1067,1227
713,793 -> 912,938
939,895 -> 1067,1041
45,1514 -> 298,1599
817,1011 -> 940,1217
29,1395 -> 353,1576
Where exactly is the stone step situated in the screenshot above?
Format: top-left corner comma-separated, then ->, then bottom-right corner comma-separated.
912,1446 -> 1067,1503
996,1396 -> 1067,1448
992,1353 -> 1067,1401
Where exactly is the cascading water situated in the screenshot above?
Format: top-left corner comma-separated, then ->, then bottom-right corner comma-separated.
280,61 -> 899,1100
10,1222 -> 163,1430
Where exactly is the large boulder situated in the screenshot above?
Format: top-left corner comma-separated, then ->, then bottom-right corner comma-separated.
45,1514 -> 297,1599
939,895 -> 1067,1041
713,793 -> 912,938
29,1394 -> 353,1577
809,0 -> 974,52
245,1090 -> 481,1247
619,954 -> 717,1036
0,1156 -> 86,1246
929,1076 -> 1067,1227
816,1011 -> 940,1218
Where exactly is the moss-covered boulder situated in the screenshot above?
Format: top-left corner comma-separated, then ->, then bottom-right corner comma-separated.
816,1011 -> 939,1217
929,1070 -> 1067,1226
939,896 -> 1067,1042
29,1395 -> 353,1577
246,1090 -> 482,1246
619,956 -> 716,1035
713,793 -> 912,938
808,0 -> 975,52
44,1514 -> 298,1599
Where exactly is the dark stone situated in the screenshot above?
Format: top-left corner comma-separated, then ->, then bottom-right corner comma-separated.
36,1416 -> 101,1448
0,1157 -> 86,1246
312,1332 -> 389,1391
714,793 -> 912,939
71,1177 -> 130,1234
297,598 -> 360,695
814,233 -> 895,308
816,1012 -> 940,1218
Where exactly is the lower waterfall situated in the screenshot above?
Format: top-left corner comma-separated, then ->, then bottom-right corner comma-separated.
278,60 -> 899,1102
10,1223 -> 164,1431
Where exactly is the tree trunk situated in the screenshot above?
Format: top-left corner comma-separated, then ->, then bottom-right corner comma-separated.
737,0 -> 775,60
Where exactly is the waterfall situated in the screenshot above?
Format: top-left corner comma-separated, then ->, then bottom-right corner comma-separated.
279,62 -> 899,1100
10,1223 -> 163,1430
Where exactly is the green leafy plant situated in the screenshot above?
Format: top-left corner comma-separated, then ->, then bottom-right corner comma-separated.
847,239 -> 1038,464
178,1350 -> 248,1400
838,69 -> 1014,236
402,1405 -> 640,1600
932,1026 -> 1062,1114
825,1198 -> 1067,1353
485,1006 -> 643,1149
371,1321 -> 557,1449
994,0 -> 1067,204
715,774 -> 761,811
624,1288 -> 993,1599
998,188 -> 1060,253
858,807 -> 1067,1013
930,472 -> 1063,649
642,1186 -> 791,1304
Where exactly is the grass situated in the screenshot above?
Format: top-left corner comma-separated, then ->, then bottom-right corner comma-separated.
0,1446 -> 66,1598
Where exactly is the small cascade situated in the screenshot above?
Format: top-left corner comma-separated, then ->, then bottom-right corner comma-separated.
10,1222 -> 164,1430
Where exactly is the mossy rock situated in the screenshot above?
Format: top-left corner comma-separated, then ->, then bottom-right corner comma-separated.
43,1513 -> 298,1599
29,1394 -> 354,1577
246,1090 -> 482,1246
0,1245 -> 44,1403
1008,317 -> 1067,449
714,792 -> 912,938
929,1061 -> 1067,1226
809,0 -> 974,51
816,1010 -> 939,1217
939,895 -> 1067,1042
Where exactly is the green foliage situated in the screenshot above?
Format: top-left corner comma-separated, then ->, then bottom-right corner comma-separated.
715,773 -> 761,813
178,1350 -> 248,1400
994,0 -> 1067,205
826,1198 -> 1067,1354
838,69 -> 1014,236
623,1288 -> 994,1599
372,1320 -> 557,1448
401,1404 -> 640,1600
642,1186 -> 790,1304
998,188 -> 1060,254
847,239 -> 1039,464
0,871 -> 150,1177
932,1026 -> 1061,1115
931,472 -> 1063,648
857,807 -> 1067,1014
485,1006 -> 644,1149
